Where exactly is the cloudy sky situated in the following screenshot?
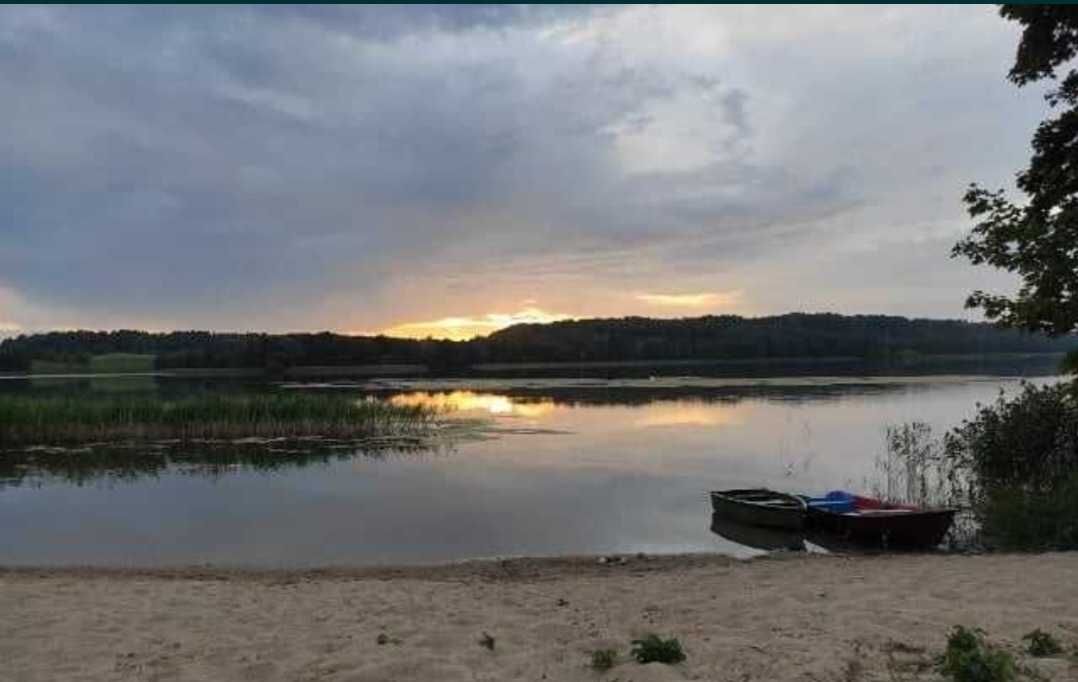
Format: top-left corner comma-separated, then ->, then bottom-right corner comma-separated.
0,5 -> 1050,338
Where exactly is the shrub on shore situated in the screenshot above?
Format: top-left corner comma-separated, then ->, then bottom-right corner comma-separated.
938,626 -> 1016,682
1022,630 -> 1063,658
886,382 -> 1078,550
0,393 -> 436,445
945,381 -> 1078,550
630,635 -> 685,664
589,648 -> 617,671
978,472 -> 1078,550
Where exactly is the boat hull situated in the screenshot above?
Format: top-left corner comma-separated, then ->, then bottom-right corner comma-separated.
710,489 -> 807,531
807,507 -> 957,548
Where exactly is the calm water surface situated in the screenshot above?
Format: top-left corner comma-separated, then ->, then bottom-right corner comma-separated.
0,374 -> 1057,566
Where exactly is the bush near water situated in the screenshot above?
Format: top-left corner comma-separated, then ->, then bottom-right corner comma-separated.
945,381 -> 1078,550
881,380 -> 1078,551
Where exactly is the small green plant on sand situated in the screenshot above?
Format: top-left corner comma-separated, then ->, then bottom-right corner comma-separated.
590,648 -> 617,671
630,634 -> 685,664
1022,629 -> 1063,658
938,626 -> 1016,682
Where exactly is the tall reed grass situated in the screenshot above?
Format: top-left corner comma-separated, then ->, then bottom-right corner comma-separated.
0,393 -> 436,445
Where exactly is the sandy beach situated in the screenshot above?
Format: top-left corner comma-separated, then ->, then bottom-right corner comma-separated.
3,553 -> 1077,681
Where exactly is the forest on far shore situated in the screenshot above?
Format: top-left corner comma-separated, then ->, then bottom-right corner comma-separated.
0,313 -> 1074,374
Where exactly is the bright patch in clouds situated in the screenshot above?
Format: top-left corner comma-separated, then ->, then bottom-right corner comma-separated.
636,291 -> 743,308
381,307 -> 571,341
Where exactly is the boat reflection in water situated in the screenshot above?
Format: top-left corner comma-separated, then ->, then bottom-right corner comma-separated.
709,513 -> 807,552
710,513 -> 949,558
709,512 -> 869,555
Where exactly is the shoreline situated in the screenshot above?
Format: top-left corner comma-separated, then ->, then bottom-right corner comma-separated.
0,350 -> 1065,382
0,551 -> 782,582
0,549 -> 1064,585
4,552 -> 1076,680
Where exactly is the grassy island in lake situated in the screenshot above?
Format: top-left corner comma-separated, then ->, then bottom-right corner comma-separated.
0,393 -> 436,445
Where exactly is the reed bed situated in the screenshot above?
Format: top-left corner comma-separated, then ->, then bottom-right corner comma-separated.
0,393 -> 437,445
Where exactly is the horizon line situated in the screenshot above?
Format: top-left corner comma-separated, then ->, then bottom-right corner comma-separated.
0,310 -> 999,343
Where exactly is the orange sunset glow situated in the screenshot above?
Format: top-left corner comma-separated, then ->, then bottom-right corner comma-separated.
376,291 -> 748,341
380,307 -> 572,341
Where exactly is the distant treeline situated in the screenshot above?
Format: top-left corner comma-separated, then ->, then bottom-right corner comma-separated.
0,314 -> 1074,374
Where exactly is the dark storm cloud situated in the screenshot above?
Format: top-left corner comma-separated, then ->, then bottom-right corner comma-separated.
258,4 -> 606,39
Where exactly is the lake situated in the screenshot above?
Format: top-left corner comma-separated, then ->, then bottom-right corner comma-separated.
0,372 -> 1059,566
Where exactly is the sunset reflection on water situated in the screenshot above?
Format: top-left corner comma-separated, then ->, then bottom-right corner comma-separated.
632,403 -> 747,428
389,390 -> 555,418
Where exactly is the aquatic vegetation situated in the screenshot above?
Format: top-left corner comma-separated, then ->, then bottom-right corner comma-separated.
869,421 -> 977,548
0,393 -> 436,445
630,635 -> 685,664
876,421 -> 965,508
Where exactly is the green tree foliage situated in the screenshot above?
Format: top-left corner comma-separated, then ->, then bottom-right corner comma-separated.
954,6 -> 1078,339
945,7 -> 1078,552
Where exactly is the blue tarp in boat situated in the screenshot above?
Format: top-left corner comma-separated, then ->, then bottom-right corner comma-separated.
805,490 -> 856,513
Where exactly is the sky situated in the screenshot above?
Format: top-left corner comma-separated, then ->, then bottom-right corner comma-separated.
0,5 -> 1052,339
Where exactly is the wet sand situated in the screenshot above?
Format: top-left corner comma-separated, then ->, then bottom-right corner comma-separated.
3,553 -> 1076,681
